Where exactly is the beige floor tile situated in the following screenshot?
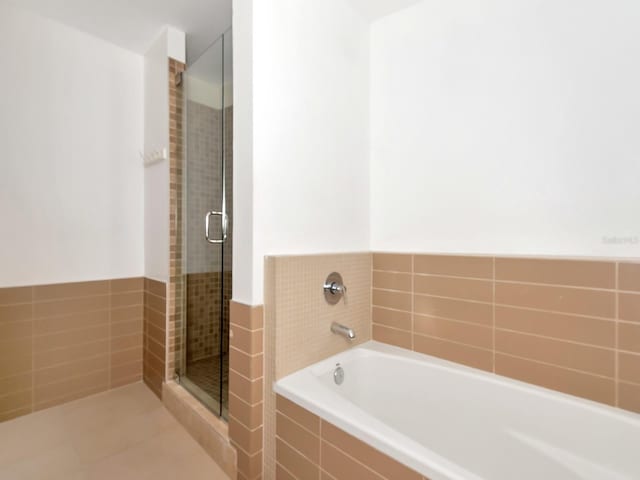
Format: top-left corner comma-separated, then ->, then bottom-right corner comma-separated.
0,382 -> 230,480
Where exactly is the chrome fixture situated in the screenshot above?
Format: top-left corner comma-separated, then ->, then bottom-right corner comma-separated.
205,211 -> 228,244
333,363 -> 344,385
331,322 -> 355,341
324,272 -> 347,305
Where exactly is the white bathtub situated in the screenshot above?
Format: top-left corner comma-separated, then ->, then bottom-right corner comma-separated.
274,341 -> 640,480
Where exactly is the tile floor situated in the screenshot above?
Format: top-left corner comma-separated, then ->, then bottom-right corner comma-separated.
0,383 -> 230,480
186,354 -> 229,410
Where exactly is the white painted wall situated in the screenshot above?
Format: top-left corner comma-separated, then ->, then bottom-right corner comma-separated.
370,0 -> 640,257
233,0 -> 371,305
143,27 -> 186,283
232,0 -> 255,305
143,30 -> 170,282
0,3 -> 144,287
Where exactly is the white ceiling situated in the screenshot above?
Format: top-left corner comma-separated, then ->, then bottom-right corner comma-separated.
3,0 -> 231,62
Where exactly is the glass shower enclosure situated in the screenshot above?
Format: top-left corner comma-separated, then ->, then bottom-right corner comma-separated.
178,30 -> 232,419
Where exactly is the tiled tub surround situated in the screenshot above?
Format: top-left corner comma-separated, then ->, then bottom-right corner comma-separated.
143,278 -> 167,399
275,394 -> 426,480
372,254 -> 640,414
0,278 -> 144,422
274,342 -> 640,480
263,253 -> 372,480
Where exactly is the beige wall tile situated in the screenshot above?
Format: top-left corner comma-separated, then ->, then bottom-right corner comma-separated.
414,294 -> 492,326
495,353 -> 615,405
237,448 -> 262,479
276,463 -> 297,480
0,320 -> 32,340
111,305 -> 143,323
33,324 -> 109,353
495,330 -> 615,377
0,304 -> 32,323
111,347 -> 142,367
372,289 -> 411,312
33,281 -> 109,301
34,354 -> 109,387
618,322 -> 640,354
0,372 -> 32,394
618,293 -> 640,323
372,306 -> 412,331
231,325 -> 264,355
413,334 -> 493,371
322,420 -> 421,480
495,282 -> 615,318
618,352 -> 640,384
372,253 -> 412,273
372,325 -> 412,349
110,277 -> 144,293
110,292 -> 143,308
229,370 -> 263,406
230,348 -> 263,380
372,271 -> 412,292
495,258 -> 615,289
34,310 -> 109,335
34,370 -> 109,410
414,275 -> 492,303
277,412 -> 320,463
414,315 -> 492,349
33,339 -> 109,370
144,279 -> 166,298
0,390 -> 32,414
33,295 -> 110,319
268,253 -> 372,381
231,302 -> 263,330
618,381 -> 640,414
277,395 -> 320,435
618,263 -> 640,292
321,440 -> 381,480
495,306 -> 614,348
277,438 -> 319,480
230,393 -> 263,430
111,333 -> 143,352
0,287 -> 32,305
414,255 -> 492,279
144,292 -> 166,314
229,416 -> 262,455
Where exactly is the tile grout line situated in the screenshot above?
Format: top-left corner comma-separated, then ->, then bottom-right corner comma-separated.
108,280 -> 112,389
30,286 -> 34,414
493,256 -> 496,373
614,262 -> 619,407
411,255 -> 415,351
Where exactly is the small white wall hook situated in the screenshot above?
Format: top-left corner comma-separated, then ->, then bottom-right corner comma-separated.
140,147 -> 168,166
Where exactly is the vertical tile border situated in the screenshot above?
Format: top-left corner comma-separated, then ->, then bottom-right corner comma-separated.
143,278 -> 166,398
167,58 -> 186,381
372,253 -> 640,414
229,301 -> 264,480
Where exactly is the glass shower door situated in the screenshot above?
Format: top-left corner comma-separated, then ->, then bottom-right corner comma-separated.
179,30 -> 232,419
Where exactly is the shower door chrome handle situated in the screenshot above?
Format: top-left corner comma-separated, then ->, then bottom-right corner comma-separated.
205,211 -> 228,244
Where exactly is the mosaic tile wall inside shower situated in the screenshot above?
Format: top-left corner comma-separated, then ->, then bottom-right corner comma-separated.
184,100 -> 233,364
186,271 -> 232,362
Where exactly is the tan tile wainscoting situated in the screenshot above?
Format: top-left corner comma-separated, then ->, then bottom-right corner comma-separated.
229,301 -> 265,480
0,278 -> 144,422
143,278 -> 167,398
276,394 -> 428,480
372,253 -> 640,414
